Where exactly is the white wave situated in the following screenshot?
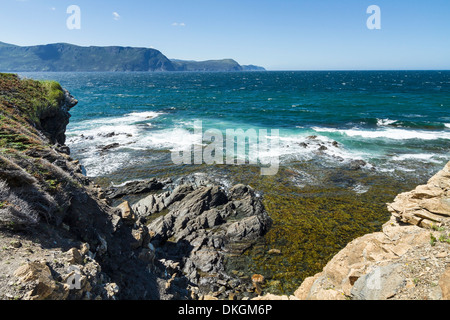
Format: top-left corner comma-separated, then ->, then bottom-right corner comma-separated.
257,134 -> 368,165
312,127 -> 450,141
69,111 -> 162,132
377,118 -> 397,127
67,111 -> 163,144
392,154 -> 442,163
445,123 -> 450,129
136,128 -> 203,152
80,151 -> 133,177
352,184 -> 370,194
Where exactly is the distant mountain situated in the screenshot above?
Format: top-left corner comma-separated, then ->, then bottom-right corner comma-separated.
0,42 -> 174,72
242,65 -> 266,71
171,59 -> 266,72
171,59 -> 240,72
0,42 -> 266,72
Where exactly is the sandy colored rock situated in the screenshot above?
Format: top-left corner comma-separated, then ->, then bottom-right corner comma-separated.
117,201 -> 136,224
66,248 -> 83,264
14,261 -> 69,300
440,267 -> 450,300
14,261 -> 51,283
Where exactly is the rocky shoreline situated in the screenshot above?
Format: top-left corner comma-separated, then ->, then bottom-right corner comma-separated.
255,162 -> 450,300
0,74 -> 448,300
0,74 -> 274,300
107,176 -> 273,300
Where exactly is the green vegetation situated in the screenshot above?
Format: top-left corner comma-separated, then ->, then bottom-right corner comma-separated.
0,73 -> 64,125
0,73 -> 80,228
0,73 -> 72,194
438,233 -> 450,244
430,224 -> 450,245
430,233 -> 437,246
39,80 -> 64,108
431,224 -> 445,232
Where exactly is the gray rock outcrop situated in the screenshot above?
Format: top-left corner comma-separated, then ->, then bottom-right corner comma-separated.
132,182 -> 272,298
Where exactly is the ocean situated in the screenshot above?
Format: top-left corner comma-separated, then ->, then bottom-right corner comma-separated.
19,71 -> 450,294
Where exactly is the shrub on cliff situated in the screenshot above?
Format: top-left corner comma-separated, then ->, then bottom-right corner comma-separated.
0,179 -> 39,229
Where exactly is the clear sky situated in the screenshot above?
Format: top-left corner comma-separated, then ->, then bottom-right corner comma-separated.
1,0 -> 449,70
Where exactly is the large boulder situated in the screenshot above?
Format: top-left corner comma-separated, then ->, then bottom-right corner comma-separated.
143,182 -> 272,297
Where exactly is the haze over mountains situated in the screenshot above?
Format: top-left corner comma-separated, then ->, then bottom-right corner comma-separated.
0,42 -> 265,72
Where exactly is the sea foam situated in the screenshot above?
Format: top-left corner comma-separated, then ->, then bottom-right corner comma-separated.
312,127 -> 450,141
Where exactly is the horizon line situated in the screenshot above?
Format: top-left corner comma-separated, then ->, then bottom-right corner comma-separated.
9,69 -> 450,73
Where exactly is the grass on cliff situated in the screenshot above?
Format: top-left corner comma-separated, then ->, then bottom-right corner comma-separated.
0,73 -> 64,124
0,73 -> 64,152
0,73 -> 75,228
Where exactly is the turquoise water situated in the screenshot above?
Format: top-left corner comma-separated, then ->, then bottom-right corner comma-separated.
18,71 -> 450,294
20,71 -> 449,180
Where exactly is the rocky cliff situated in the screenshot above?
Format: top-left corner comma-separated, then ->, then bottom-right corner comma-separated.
255,162 -> 450,300
0,73 -> 272,300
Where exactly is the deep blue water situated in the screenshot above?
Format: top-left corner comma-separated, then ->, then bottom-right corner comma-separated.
19,71 -> 449,180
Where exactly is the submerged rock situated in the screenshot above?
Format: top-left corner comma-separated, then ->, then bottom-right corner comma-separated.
348,160 -> 367,170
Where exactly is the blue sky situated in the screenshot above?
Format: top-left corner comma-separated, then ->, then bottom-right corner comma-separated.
1,0 -> 449,70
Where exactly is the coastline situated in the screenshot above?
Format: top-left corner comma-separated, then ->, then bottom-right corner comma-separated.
255,162 -> 450,300
0,73 -> 448,300
0,74 -> 272,300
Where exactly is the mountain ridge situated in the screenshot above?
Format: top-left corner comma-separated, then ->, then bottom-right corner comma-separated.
0,42 -> 265,72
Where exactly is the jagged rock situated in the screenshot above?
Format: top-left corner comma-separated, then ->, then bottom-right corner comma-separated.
0,76 -> 192,300
104,283 -> 120,300
105,178 -> 165,199
80,243 -> 90,256
388,162 -> 450,228
138,249 -> 156,265
98,143 -> 120,152
14,261 -> 69,300
66,248 -> 83,265
14,261 -> 52,283
226,216 -> 269,242
143,181 -> 272,296
229,184 -> 252,200
134,194 -> 157,217
117,201 -> 136,225
130,227 -> 147,250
